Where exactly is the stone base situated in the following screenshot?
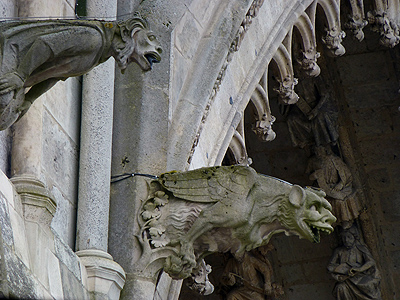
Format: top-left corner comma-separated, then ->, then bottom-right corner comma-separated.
76,249 -> 126,300
10,175 -> 56,226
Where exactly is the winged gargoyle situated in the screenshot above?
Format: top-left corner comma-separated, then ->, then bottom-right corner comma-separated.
0,14 -> 162,130
136,165 -> 336,287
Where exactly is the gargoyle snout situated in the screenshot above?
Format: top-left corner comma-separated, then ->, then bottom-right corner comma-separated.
321,208 -> 337,225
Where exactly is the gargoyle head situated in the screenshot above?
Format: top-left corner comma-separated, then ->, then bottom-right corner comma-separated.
115,15 -> 162,72
279,185 -> 336,243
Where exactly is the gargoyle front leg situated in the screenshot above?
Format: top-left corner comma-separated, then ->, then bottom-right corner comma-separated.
179,205 -> 234,264
0,73 -> 24,97
16,78 -> 60,121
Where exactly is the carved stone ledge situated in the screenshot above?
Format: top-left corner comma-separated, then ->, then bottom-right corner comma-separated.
322,27 -> 346,56
274,76 -> 299,104
76,249 -> 126,300
367,11 -> 400,48
10,175 -> 56,226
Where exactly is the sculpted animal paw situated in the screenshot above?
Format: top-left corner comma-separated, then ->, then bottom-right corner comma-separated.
163,254 -> 195,279
0,73 -> 24,95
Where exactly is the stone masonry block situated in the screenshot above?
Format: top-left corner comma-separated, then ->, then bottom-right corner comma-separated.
336,52 -> 390,86
51,185 -> 77,249
188,0 -> 217,27
349,107 -> 392,140
43,77 -> 81,144
42,109 -> 79,204
60,261 -> 89,300
0,171 -> 14,209
54,233 -> 81,282
366,168 -> 393,192
377,191 -> 400,222
380,224 -> 400,249
174,11 -> 202,60
47,249 -> 64,300
8,207 -> 31,269
0,193 -> 13,248
286,283 -> 335,300
358,138 -> 400,167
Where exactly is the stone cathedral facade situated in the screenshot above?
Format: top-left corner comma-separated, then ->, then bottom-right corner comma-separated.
0,0 -> 399,299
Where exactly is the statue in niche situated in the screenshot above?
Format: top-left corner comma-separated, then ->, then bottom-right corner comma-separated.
306,145 -> 363,226
284,76 -> 339,149
135,165 -> 336,294
0,15 -> 162,130
328,225 -> 381,300
221,244 -> 283,300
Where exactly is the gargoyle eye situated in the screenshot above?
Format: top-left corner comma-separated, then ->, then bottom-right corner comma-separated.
310,205 -> 317,211
148,35 -> 156,41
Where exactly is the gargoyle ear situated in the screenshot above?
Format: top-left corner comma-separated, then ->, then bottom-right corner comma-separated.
120,27 -> 130,42
289,185 -> 305,208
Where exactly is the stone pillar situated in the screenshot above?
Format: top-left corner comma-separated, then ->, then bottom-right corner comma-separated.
75,0 -> 126,299
75,59 -> 115,252
109,1 -> 173,299
0,0 -> 15,176
0,3 -> 16,296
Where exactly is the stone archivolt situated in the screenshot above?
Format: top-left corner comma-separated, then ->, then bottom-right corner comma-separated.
241,0 -> 400,150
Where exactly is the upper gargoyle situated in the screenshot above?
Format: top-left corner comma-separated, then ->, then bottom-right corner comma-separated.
0,15 -> 162,130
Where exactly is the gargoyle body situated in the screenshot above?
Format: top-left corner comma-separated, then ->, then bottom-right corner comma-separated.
0,16 -> 162,130
138,166 -> 336,283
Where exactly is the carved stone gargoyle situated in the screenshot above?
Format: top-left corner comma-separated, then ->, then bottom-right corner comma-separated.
0,15 -> 162,130
135,165 -> 336,293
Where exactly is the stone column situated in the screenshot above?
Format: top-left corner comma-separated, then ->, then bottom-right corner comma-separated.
75,59 -> 115,252
0,2 -> 16,297
0,2 -> 14,175
109,1 -> 172,299
75,0 -> 126,299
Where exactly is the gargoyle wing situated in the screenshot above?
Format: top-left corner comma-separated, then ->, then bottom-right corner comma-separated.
158,165 -> 257,203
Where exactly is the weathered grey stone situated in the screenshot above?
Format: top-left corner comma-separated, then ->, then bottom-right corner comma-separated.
0,129 -> 10,175
51,186 -> 77,249
0,192 -> 13,247
47,249 -> 64,299
77,249 -> 126,300
76,58 -> 115,252
3,244 -> 38,299
43,77 -> 82,144
136,166 -> 335,283
60,261 -> 90,300
54,233 -> 81,281
328,225 -> 381,299
0,15 -> 162,130
286,283 -> 336,300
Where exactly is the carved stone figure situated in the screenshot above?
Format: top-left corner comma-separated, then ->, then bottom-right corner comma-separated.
328,225 -> 381,300
221,244 -> 283,300
322,27 -> 346,56
136,165 -> 336,287
274,76 -> 299,105
306,145 -> 363,226
0,16 -> 162,130
368,11 -> 400,48
252,114 -> 276,142
185,259 -> 214,296
285,77 -> 339,149
298,49 -> 321,77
